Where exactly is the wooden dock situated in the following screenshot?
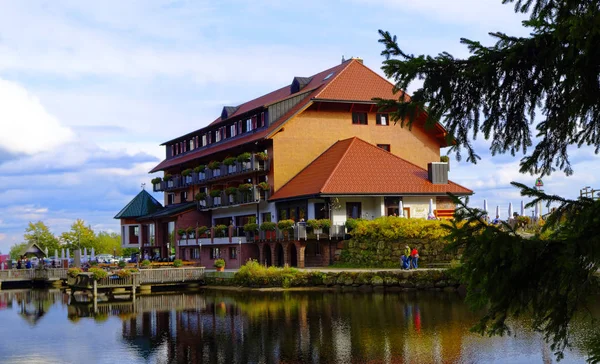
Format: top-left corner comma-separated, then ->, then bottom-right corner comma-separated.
0,268 -> 68,289
68,267 -> 205,298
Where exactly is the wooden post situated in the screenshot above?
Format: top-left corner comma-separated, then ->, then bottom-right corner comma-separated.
93,279 -> 97,298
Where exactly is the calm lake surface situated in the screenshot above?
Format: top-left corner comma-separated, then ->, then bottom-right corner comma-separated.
0,288 -> 596,363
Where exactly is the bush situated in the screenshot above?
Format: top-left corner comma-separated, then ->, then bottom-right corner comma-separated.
163,173 -> 172,181
193,165 -> 206,173
118,261 -> 126,268
237,152 -> 251,162
257,182 -> 270,191
209,190 -> 222,198
345,218 -> 362,231
208,161 -> 221,170
68,267 -> 82,278
151,177 -> 162,184
306,219 -> 321,230
195,192 -> 206,201
214,224 -> 228,237
260,221 -> 277,231
223,157 -> 237,166
141,259 -> 151,268
234,260 -> 305,288
352,216 -> 451,240
177,228 -> 186,237
225,187 -> 238,195
244,223 -> 259,233
89,267 -> 108,280
181,168 -> 192,176
90,261 -> 98,266
255,152 -> 268,161
214,259 -> 225,268
197,226 -> 208,237
173,259 -> 183,268
319,219 -> 332,229
277,219 -> 295,231
238,183 -> 252,192
116,269 -> 132,278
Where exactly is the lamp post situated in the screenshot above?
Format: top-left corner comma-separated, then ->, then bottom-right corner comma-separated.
238,238 -> 242,269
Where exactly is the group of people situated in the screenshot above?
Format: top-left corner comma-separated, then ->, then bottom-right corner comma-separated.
401,245 -> 419,269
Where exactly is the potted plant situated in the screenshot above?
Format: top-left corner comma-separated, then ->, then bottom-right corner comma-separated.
118,260 -> 127,268
319,218 -> 332,233
173,259 -> 183,268
163,173 -> 172,181
89,267 -> 108,280
238,183 -> 252,192
68,267 -> 82,278
306,219 -> 322,234
181,168 -> 192,177
195,192 -> 206,201
244,217 -> 259,240
256,151 -> 268,161
193,165 -> 206,173
208,161 -> 221,170
257,182 -> 270,191
237,152 -> 251,162
214,258 -> 225,272
177,228 -> 186,239
223,157 -> 236,166
260,221 -> 277,240
186,226 -> 195,239
225,186 -> 238,195
151,177 -> 162,185
214,224 -> 228,238
197,226 -> 208,239
141,259 -> 151,269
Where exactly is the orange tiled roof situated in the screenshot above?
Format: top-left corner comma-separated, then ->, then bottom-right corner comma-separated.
150,59 -> 442,173
269,137 -> 472,201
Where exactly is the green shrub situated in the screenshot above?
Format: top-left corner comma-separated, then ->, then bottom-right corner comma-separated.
193,165 -> 206,173
116,269 -> 132,278
90,261 -> 98,266
223,157 -> 237,166
197,226 -> 208,236
214,224 -> 228,237
319,219 -> 332,229
89,267 -> 108,280
209,190 -> 222,198
237,152 -> 252,162
345,218 -> 362,231
214,259 -> 225,268
195,192 -> 206,201
257,182 -> 270,191
177,228 -> 186,237
208,161 -> 221,170
68,267 -> 82,278
256,152 -> 268,161
163,173 -> 172,181
352,216 -> 451,240
244,223 -> 259,233
173,259 -> 183,268
181,168 -> 192,176
225,187 -> 238,195
306,219 -> 321,230
118,261 -> 126,268
277,219 -> 295,231
151,177 -> 162,184
238,183 -> 252,192
141,259 -> 151,268
260,222 -> 276,231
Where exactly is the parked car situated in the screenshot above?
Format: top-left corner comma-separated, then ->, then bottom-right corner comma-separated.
96,254 -> 117,264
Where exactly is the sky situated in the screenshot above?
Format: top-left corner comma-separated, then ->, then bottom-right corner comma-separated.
0,0 -> 598,254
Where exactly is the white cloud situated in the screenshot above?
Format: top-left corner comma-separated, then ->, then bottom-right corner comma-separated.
0,78 -> 74,155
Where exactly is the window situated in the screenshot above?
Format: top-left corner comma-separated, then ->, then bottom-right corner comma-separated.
215,129 -> 221,142
377,144 -> 391,152
202,134 -> 207,146
261,212 -> 272,223
323,72 -> 334,80
246,119 -> 253,132
180,191 -> 188,202
167,193 -> 175,205
229,247 -> 238,259
346,202 -> 362,219
189,139 -> 194,151
260,112 -> 265,127
230,125 -> 236,137
170,145 -> 174,157
191,248 -> 199,259
314,203 -> 329,219
376,113 -> 389,126
210,248 -> 221,259
352,112 -> 368,125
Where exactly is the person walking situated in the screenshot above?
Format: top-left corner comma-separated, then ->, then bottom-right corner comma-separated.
404,245 -> 412,269
410,247 -> 419,269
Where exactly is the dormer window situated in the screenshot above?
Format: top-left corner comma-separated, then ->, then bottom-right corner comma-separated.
202,134 -> 207,146
230,125 -> 236,137
221,106 -> 239,120
291,76 -> 312,94
246,119 -> 253,132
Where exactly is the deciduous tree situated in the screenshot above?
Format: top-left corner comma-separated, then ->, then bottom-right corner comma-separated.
24,221 -> 60,253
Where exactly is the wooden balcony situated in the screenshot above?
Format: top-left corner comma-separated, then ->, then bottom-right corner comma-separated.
198,186 -> 268,210
154,155 -> 270,192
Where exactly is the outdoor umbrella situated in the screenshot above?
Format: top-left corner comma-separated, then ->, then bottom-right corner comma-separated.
496,205 -> 500,218
91,248 -> 95,261
83,247 -> 88,263
61,249 -> 65,260
399,201 -> 404,217
428,199 -> 435,219
535,202 -> 540,219
483,199 -> 488,214
508,202 -> 513,218
521,200 -> 525,216
54,250 -> 58,262
66,248 -> 70,259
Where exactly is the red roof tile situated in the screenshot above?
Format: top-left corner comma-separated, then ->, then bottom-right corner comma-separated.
270,137 -> 472,201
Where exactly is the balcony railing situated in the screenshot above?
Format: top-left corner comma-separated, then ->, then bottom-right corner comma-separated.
198,186 -> 266,210
154,155 -> 270,192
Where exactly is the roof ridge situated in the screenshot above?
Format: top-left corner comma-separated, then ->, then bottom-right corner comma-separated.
355,60 -> 409,101
321,137 -> 359,192
313,59 -> 357,99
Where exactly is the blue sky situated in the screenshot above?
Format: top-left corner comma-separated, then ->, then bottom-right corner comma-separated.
0,0 -> 598,253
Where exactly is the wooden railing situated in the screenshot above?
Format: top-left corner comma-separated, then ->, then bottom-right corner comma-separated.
139,267 -> 204,284
0,268 -> 68,281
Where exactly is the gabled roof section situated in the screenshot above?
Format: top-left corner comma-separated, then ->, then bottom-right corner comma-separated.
291,76 -> 313,94
221,106 -> 239,120
20,242 -> 47,257
270,137 -> 472,201
114,189 -> 163,219
137,202 -> 196,221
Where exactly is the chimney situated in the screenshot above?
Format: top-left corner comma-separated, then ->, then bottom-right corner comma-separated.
428,162 -> 449,184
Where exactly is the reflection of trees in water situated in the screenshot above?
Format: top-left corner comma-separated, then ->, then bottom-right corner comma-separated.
115,290 -> 486,363
0,289 -> 64,326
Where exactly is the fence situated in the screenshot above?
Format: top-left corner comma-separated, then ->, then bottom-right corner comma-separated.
0,268 -> 68,282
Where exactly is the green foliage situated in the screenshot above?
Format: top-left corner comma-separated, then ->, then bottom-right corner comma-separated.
181,168 -> 192,176
277,219 -> 295,231
24,221 -> 60,252
225,187 -> 238,195
255,151 -> 268,161
238,183 -> 252,192
257,182 -> 270,191
209,189 -> 221,198
116,269 -> 134,278
319,219 -> 332,229
352,216 -> 451,241
89,267 -> 108,280
177,228 -> 186,237
345,218 -> 362,231
60,219 -> 96,251
118,261 -> 126,268
197,226 -> 208,236
193,165 -> 206,173
163,173 -> 172,181
141,259 -> 151,268
195,192 -> 206,201
237,152 -> 251,162
208,160 -> 221,170
122,247 -> 139,257
306,219 -> 321,230
243,222 -> 259,233
223,157 -> 237,166
214,225 -> 228,237
94,231 -> 122,256
440,155 -> 449,163
9,243 -> 27,260
173,259 -> 183,268
68,267 -> 82,278
260,222 -> 276,231
234,260 -> 301,287
214,258 -> 225,268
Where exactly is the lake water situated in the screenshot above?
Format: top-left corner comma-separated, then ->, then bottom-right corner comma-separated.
0,288 -> 595,363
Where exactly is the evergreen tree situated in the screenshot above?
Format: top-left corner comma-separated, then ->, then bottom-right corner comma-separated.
378,0 -> 600,361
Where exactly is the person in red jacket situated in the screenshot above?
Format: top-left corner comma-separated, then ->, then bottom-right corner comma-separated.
410,248 -> 419,269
